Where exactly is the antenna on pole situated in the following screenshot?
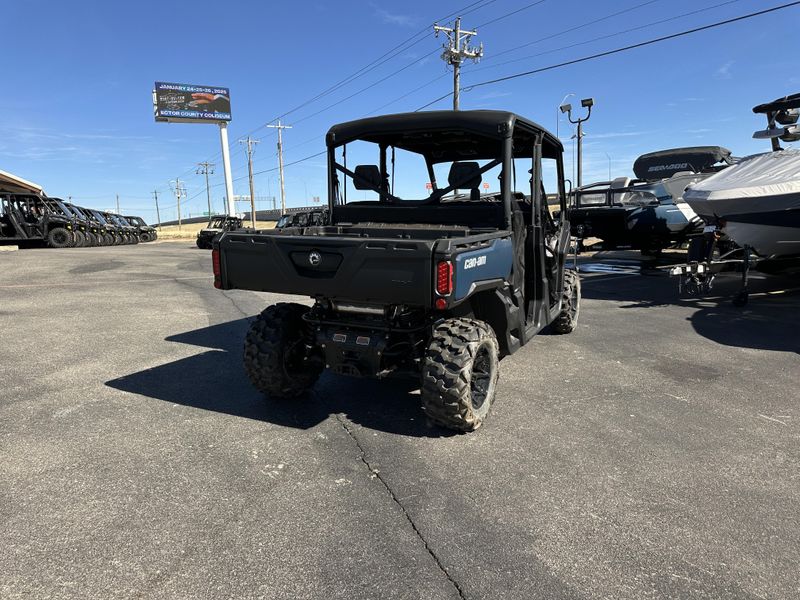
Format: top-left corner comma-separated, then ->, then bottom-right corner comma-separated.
434,16 -> 483,110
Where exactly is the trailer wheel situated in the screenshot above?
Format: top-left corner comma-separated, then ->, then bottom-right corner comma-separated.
47,227 -> 73,248
552,269 -> 581,334
421,318 -> 500,432
244,303 -> 321,399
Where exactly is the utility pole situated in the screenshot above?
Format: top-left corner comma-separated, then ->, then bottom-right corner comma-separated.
151,190 -> 161,229
170,178 -> 187,229
115,194 -> 120,214
267,121 -> 292,214
196,161 -> 215,217
238,137 -> 260,228
434,17 -> 483,110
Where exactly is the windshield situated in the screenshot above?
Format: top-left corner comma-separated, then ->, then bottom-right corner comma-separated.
126,216 -> 146,226
44,198 -> 74,218
90,211 -> 109,225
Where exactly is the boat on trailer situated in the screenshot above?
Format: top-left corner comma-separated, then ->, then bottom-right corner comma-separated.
672,93 -> 800,305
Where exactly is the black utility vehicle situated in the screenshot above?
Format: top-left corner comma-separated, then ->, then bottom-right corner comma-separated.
275,209 -> 328,229
214,111 -> 580,431
196,215 -> 243,249
570,147 -> 734,255
0,193 -> 74,247
124,215 -> 158,242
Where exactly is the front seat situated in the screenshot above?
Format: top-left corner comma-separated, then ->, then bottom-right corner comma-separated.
448,162 -> 482,201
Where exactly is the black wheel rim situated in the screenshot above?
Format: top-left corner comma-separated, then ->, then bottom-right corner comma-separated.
54,231 -> 67,244
470,345 -> 492,410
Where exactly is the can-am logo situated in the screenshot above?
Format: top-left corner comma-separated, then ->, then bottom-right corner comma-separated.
464,255 -> 487,270
648,162 -> 689,173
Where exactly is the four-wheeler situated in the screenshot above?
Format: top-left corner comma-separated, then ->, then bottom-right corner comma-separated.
196,215 -> 243,249
569,147 -> 735,255
0,193 -> 75,247
214,110 -> 580,432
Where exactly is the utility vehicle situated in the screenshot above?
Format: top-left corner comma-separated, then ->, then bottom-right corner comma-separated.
275,209 -> 328,229
124,215 -> 158,242
0,193 -> 74,247
196,215 -> 243,249
213,111 -> 580,431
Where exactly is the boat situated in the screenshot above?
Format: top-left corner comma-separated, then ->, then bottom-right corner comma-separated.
683,94 -> 800,259
570,146 -> 734,255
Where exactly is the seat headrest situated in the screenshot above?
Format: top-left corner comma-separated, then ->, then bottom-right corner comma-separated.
448,161 -> 482,189
353,165 -> 382,191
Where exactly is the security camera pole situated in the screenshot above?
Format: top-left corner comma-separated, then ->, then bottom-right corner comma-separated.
434,17 -> 483,110
560,98 -> 594,188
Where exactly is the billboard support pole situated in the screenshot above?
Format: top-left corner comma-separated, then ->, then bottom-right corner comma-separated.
219,122 -> 235,216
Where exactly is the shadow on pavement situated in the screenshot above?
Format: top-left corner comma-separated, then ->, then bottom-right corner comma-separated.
106,318 -> 453,437
581,259 -> 800,354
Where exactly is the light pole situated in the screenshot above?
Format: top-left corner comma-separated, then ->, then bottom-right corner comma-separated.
557,93 -> 574,139
605,152 -> 612,181
560,97 -> 594,188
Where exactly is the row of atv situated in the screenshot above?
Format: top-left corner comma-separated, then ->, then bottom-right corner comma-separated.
0,192 -> 157,248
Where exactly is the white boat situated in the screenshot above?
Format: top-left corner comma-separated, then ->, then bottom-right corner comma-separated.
683,149 -> 800,258
683,94 -> 800,259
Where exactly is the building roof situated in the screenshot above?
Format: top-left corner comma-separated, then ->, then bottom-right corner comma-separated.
0,169 -> 43,194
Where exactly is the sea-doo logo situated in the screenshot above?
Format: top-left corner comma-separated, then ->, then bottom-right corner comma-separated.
648,162 -> 689,173
464,255 -> 487,270
308,251 -> 322,266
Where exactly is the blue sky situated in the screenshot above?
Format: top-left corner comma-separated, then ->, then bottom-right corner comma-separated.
3,0 -> 798,222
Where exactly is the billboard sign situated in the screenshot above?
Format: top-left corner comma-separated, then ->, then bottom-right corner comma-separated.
154,82 -> 231,122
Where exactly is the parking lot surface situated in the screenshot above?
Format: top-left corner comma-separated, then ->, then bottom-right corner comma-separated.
1,242 -> 798,599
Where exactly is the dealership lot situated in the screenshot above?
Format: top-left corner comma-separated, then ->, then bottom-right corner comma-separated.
1,242 -> 798,599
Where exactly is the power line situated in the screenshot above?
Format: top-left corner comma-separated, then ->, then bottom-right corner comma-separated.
417,1 -> 800,108
474,0 -> 548,28
471,0 -> 747,74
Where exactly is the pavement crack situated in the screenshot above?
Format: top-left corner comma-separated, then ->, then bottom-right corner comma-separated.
335,414 -> 468,600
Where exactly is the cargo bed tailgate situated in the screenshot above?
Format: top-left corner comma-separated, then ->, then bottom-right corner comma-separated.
217,232 -> 435,306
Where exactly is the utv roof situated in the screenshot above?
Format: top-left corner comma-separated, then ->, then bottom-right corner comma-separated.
633,146 -> 734,181
0,169 -> 43,195
326,110 -> 563,162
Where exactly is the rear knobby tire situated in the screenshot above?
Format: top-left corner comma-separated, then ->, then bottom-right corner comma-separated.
243,303 -> 321,399
421,318 -> 500,432
47,227 -> 73,248
552,269 -> 581,334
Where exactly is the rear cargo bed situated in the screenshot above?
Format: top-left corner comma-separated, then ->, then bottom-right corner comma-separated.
217,231 -> 436,306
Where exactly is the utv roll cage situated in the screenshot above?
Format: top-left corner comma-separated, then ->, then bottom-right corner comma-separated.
325,110 -> 566,229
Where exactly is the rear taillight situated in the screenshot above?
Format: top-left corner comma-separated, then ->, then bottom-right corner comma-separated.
212,248 -> 222,289
436,260 -> 453,296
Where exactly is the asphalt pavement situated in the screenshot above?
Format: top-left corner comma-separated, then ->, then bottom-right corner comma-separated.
1,242 -> 798,599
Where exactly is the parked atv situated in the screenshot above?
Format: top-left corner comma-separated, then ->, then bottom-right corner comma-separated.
214,110 -> 580,432
196,215 -> 243,249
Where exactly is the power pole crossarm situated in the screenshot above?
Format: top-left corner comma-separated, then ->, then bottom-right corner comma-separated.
434,16 -> 483,110
266,121 -> 292,215
238,137 -> 260,228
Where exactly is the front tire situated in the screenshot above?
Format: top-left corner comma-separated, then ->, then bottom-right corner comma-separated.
552,269 -> 581,334
47,227 -> 73,248
421,318 -> 500,432
244,303 -> 322,399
